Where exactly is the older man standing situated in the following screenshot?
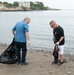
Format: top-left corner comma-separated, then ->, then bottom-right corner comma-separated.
12,17 -> 30,65
49,20 -> 65,65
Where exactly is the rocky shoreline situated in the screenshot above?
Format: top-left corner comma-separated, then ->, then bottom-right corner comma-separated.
0,8 -> 60,12
0,43 -> 74,75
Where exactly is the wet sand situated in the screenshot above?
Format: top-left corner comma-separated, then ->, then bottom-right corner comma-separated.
0,44 -> 74,75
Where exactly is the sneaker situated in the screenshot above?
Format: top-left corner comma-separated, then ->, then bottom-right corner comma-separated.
58,62 -> 64,66
51,61 -> 58,64
16,62 -> 21,65
21,62 -> 29,66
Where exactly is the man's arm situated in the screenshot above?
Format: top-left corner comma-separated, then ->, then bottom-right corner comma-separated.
59,36 -> 64,43
12,25 -> 16,36
56,27 -> 64,45
56,36 -> 64,45
12,30 -> 15,36
25,32 -> 30,45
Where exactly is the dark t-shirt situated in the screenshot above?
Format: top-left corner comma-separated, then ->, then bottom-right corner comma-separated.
53,26 -> 65,45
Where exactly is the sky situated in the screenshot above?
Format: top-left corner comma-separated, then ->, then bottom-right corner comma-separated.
0,0 -> 74,9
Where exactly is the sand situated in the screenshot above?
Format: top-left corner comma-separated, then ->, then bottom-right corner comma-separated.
0,44 -> 74,75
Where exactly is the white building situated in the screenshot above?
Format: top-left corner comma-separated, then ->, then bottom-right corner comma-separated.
18,2 -> 30,9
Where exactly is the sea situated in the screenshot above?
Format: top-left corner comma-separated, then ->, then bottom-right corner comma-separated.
0,10 -> 74,54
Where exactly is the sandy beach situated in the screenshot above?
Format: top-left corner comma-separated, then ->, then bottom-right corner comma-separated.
0,44 -> 74,75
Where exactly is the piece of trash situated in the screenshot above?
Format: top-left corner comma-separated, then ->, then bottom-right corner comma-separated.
68,71 -> 71,74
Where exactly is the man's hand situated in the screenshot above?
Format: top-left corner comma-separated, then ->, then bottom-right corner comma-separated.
12,30 -> 15,36
56,41 -> 60,45
28,40 -> 30,46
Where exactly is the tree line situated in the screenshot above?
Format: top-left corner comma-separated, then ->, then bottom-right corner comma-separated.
0,1 -> 18,8
0,1 -> 49,10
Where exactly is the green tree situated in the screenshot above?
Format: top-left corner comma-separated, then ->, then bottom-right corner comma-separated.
43,6 -> 49,10
21,6 -> 27,11
35,1 -> 44,9
13,1 -> 18,7
30,2 -> 34,6
3,2 -> 8,5
30,2 -> 35,10
30,1 -> 48,10
0,1 -> 2,4
3,2 -> 13,8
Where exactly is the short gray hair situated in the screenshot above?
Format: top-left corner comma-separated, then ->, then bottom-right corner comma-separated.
50,20 -> 56,24
24,17 -> 30,20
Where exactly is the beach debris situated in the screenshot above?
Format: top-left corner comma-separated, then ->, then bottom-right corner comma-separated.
40,64 -> 43,68
68,71 -> 71,74
22,68 -> 27,70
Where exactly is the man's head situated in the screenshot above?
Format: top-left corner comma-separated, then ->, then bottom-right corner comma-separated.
49,20 -> 58,29
24,17 -> 30,24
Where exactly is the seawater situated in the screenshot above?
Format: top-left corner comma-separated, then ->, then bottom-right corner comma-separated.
0,10 -> 74,54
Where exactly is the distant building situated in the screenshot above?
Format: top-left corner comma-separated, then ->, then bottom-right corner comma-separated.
18,2 -> 30,9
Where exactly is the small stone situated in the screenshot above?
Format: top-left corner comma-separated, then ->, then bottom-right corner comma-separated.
40,65 -> 43,68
